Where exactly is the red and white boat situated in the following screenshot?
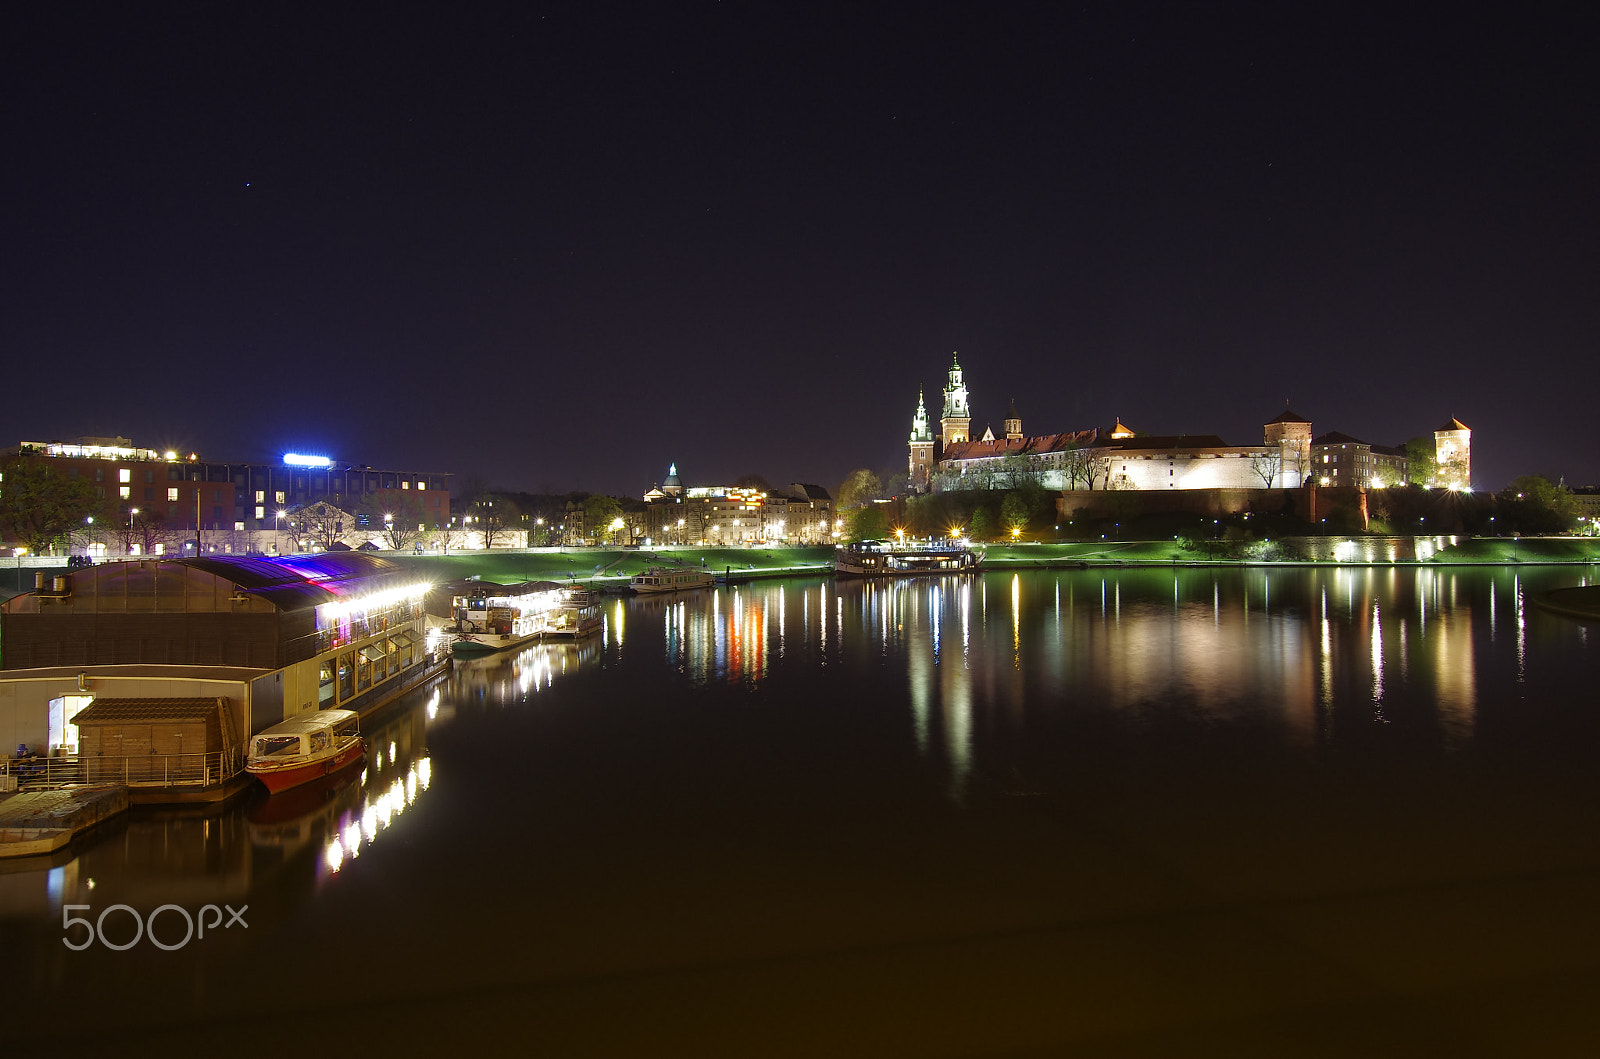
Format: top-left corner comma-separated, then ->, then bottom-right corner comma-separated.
247,709 -> 366,794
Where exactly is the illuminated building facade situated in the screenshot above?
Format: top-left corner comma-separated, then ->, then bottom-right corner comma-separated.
6,436 -> 451,555
907,359 -> 1466,493
1309,433 -> 1410,489
0,553 -> 440,786
641,470 -> 836,545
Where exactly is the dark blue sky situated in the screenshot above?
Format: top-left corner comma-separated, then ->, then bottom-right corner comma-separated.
5,3 -> 1598,496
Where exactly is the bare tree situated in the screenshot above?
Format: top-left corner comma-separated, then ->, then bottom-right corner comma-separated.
1059,444 -> 1105,490
286,501 -> 353,550
1251,452 -> 1281,488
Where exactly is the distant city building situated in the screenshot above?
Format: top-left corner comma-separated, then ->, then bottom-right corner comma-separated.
5,436 -> 451,555
641,468 -> 836,544
904,357 -> 1469,494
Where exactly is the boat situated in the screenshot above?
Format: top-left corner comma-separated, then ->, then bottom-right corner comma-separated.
629,566 -> 717,594
543,584 -> 604,639
449,579 -> 564,655
246,709 -> 366,794
834,539 -> 983,578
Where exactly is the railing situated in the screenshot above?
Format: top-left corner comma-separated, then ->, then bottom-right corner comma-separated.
1,747 -> 246,790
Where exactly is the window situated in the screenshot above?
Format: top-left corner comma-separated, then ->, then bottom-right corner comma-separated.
94,467 -> 105,482
402,481 -> 410,489
275,491 -> 285,504
234,521 -> 245,531
119,486 -> 131,499
145,468 -> 155,483
254,490 -> 264,503
168,487 -> 180,501
255,505 -> 265,519
118,469 -> 130,483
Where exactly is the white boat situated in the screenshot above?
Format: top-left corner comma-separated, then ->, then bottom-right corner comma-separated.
544,585 -> 603,638
630,567 -> 716,594
449,580 -> 564,655
246,709 -> 366,794
834,539 -> 982,578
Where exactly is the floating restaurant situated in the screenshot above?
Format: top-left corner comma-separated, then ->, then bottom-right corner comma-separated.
0,553 -> 444,800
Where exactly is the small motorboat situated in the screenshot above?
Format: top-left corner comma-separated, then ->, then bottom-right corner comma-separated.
246,709 -> 366,794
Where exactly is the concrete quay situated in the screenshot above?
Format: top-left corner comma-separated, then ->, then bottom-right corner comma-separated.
0,784 -> 129,858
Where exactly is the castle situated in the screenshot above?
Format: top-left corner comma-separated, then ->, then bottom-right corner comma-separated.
908,353 -> 1470,494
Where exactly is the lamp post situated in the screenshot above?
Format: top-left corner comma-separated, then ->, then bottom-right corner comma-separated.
128,508 -> 139,555
275,510 -> 286,554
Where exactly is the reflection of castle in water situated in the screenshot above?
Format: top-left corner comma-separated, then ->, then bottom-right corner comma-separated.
617,569 -> 1526,799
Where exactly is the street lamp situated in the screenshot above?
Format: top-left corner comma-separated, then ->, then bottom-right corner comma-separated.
128,508 -> 139,555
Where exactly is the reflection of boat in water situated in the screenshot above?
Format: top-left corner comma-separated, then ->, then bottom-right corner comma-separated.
248,766 -> 365,850
247,710 -> 366,794
451,638 -> 601,701
630,567 -> 716,594
834,540 -> 982,578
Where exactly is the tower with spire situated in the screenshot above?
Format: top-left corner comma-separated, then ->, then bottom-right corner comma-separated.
939,352 -> 971,450
1004,399 -> 1022,442
908,390 -> 935,491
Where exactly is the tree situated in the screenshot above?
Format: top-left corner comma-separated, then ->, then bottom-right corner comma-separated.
355,493 -> 428,550
468,493 -> 521,548
1250,452 -> 1281,488
1498,475 -> 1578,535
113,505 -> 178,556
580,494 -> 623,543
734,474 -> 772,493
1000,492 -> 1030,537
846,504 -> 890,541
836,469 -> 882,508
1404,437 -> 1437,486
968,506 -> 993,541
0,458 -> 104,553
1059,444 -> 1105,490
286,501 -> 353,550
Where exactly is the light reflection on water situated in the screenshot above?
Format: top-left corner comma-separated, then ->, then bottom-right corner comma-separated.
5,564 -> 1599,1044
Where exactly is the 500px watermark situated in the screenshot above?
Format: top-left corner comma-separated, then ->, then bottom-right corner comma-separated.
62,904 -> 248,951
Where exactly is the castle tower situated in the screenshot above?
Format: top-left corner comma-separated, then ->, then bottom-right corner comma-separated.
1434,418 -> 1471,489
1264,409 -> 1313,487
939,352 -> 971,449
1004,399 -> 1022,442
908,391 -> 935,491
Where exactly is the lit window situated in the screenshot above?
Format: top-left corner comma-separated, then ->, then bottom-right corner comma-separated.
401,481 -> 410,489
118,469 -> 131,483
119,486 -> 131,499
168,487 -> 179,502
255,506 -> 265,519
234,522 -> 245,531
255,490 -> 264,502
275,491 -> 285,504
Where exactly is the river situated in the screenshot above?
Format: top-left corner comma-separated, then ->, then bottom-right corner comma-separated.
4,565 -> 1599,1055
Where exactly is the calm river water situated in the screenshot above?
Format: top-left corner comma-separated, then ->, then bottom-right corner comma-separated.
5,566 -> 1600,1055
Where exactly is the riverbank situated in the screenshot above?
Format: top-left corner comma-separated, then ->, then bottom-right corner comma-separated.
375,536 -> 1600,588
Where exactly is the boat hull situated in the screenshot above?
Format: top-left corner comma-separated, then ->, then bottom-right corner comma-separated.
247,739 -> 366,795
450,631 -> 541,656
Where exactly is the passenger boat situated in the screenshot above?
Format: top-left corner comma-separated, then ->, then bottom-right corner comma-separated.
834,539 -> 983,578
543,585 -> 604,638
449,579 -> 564,655
629,567 -> 717,594
246,709 -> 366,794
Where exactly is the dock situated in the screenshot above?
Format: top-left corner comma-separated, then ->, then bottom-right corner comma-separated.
0,784 -> 129,858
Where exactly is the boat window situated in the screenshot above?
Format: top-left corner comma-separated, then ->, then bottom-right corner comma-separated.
318,660 -> 336,706
338,651 -> 355,700
332,717 -> 360,741
308,731 -> 330,753
253,735 -> 301,758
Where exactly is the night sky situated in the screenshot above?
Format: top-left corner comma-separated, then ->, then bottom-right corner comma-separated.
6,3 -> 1598,497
